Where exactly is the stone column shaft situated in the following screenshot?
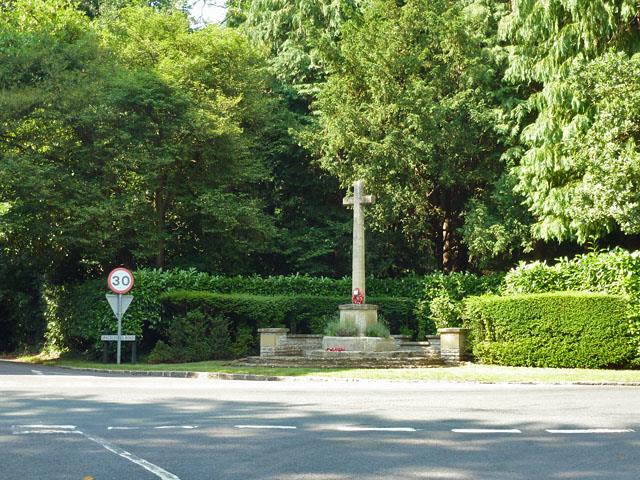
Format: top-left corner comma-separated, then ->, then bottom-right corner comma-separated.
352,190 -> 365,293
343,180 -> 374,297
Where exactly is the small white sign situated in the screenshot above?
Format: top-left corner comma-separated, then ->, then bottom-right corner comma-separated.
107,268 -> 134,294
101,335 -> 136,341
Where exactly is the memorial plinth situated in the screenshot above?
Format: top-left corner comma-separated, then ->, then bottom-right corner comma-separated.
322,334 -> 396,352
338,303 -> 378,336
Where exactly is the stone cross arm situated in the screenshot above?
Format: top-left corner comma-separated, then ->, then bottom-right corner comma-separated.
343,194 -> 375,206
343,179 -> 376,206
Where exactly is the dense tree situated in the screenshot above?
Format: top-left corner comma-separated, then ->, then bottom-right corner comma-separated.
0,0 -> 278,279
306,0 -> 508,271
502,0 -> 640,243
230,0 -> 360,99
0,0 -> 116,278
228,0 -> 361,276
99,5 -> 278,272
233,0 -> 480,275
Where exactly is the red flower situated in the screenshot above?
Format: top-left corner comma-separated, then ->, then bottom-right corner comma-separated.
352,287 -> 365,304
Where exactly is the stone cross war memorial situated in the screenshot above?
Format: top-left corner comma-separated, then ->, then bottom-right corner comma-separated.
338,179 -> 380,336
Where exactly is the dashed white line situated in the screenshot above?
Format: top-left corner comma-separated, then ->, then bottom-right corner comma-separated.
15,424 -> 76,429
234,425 -> 297,430
13,429 -> 82,435
108,426 -> 140,430
546,429 -> 635,434
335,426 -> 417,432
12,424 -> 80,435
452,429 -> 522,434
154,426 -> 198,430
30,369 -> 43,375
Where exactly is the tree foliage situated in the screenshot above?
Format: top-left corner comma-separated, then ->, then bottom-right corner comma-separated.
502,0 -> 640,242
0,0 -> 278,280
230,0 -> 361,99
306,0 -> 508,271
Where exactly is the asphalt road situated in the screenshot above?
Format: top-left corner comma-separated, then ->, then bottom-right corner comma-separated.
1,360 -> 639,479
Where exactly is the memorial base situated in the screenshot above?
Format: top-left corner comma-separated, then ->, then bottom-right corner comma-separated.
321,335 -> 396,352
339,304 -> 378,336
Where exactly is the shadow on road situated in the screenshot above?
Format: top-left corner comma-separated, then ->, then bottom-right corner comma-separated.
2,374 -> 639,479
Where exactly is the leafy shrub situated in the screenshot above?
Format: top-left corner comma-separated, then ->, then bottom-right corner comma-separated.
309,313 -> 339,334
231,325 -> 255,358
147,340 -> 174,364
365,321 -> 390,338
504,248 -> 640,356
503,248 -> 640,296
415,272 -> 503,338
429,295 -> 463,329
150,311 -> 232,363
0,252 -> 45,352
463,292 -> 636,368
324,319 -> 358,336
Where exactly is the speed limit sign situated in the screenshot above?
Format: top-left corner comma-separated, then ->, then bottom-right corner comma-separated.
107,267 -> 134,294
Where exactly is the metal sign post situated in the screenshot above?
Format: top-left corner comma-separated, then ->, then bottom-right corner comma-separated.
117,293 -> 122,364
105,293 -> 133,364
106,268 -> 135,365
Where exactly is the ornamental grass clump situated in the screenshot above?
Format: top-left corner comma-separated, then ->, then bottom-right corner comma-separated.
365,321 -> 391,338
324,319 -> 358,336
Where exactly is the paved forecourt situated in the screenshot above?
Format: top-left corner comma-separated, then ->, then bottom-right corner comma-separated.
1,360 -> 640,479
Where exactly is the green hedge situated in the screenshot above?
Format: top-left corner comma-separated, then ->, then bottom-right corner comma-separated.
463,292 -> 637,368
160,291 -> 416,335
45,268 -> 498,356
504,248 -> 640,298
155,291 -> 416,359
504,248 -> 640,353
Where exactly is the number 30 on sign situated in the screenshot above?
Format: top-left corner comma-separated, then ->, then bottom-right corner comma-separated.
107,268 -> 134,294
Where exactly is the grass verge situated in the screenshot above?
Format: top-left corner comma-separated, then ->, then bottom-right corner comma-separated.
15,354 -> 640,383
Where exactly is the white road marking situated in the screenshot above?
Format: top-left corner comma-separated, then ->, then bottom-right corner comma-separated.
335,426 -> 417,432
13,430 -> 81,435
234,425 -> 297,430
154,426 -> 198,430
15,424 -> 76,429
30,369 -> 43,375
79,431 -> 181,480
452,429 -> 522,434
546,429 -> 634,434
108,426 -> 140,430
12,424 -> 181,479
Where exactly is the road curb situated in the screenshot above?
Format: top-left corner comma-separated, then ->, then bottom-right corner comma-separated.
57,366 -> 285,381
44,365 -> 640,386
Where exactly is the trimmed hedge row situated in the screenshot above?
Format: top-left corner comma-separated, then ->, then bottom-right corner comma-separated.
47,269 -> 500,356
503,248 -> 640,357
152,291 -> 416,360
463,292 -> 637,368
160,291 -> 416,335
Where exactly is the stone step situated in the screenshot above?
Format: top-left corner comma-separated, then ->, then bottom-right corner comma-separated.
305,349 -> 439,359
398,341 -> 440,355
236,354 -> 444,369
